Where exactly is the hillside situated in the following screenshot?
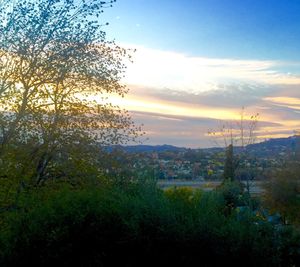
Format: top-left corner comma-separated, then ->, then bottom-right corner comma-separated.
111,136 -> 299,158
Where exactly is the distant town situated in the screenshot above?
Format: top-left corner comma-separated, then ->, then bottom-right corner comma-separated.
108,136 -> 299,181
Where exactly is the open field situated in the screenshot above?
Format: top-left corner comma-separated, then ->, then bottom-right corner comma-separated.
157,180 -> 265,195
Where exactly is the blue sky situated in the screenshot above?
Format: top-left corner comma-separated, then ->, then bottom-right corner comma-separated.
100,0 -> 300,147
103,0 -> 300,60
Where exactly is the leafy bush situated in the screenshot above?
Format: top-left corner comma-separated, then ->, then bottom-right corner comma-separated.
217,180 -> 246,210
263,166 -> 300,225
0,184 -> 298,266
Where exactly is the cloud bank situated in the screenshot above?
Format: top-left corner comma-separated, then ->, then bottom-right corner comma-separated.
116,45 -> 300,147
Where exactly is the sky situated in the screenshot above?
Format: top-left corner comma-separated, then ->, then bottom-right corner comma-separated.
101,0 -> 300,148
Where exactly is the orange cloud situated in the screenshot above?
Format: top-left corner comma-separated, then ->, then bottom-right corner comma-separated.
101,93 -> 254,121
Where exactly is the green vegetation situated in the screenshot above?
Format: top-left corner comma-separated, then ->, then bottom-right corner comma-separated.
1,182 -> 300,267
0,0 -> 142,211
223,144 -> 235,180
263,163 -> 300,225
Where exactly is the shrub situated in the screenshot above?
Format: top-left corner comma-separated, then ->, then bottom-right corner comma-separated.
0,184 -> 297,266
217,180 -> 245,211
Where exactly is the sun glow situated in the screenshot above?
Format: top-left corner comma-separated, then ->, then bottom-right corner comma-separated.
100,94 -> 254,121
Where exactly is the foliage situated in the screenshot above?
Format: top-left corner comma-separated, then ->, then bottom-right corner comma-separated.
1,183 -> 297,267
224,144 -> 235,180
276,226 -> 300,266
263,164 -> 300,225
95,148 -> 160,191
0,0 -> 142,209
217,180 -> 245,210
165,187 -> 195,204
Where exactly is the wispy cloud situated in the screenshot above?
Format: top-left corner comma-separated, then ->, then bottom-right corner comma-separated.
130,110 -> 287,148
264,96 -> 300,107
123,45 -> 300,92
114,45 -> 300,147
117,84 -> 300,147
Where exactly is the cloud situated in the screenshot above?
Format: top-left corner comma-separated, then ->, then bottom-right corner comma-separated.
126,83 -> 274,109
264,96 -> 300,107
113,45 -> 300,147
131,111 -> 223,147
123,45 -> 300,92
130,110 -> 286,148
104,83 -> 300,147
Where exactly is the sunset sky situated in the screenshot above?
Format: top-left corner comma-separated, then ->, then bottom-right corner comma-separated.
102,0 -> 300,148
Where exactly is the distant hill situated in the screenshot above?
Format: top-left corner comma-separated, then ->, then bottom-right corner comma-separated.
205,136 -> 299,158
246,136 -> 298,158
106,136 -> 299,157
107,144 -> 187,153
248,136 -> 297,150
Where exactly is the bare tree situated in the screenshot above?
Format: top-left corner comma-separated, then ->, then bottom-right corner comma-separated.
208,107 -> 259,149
208,107 -> 259,197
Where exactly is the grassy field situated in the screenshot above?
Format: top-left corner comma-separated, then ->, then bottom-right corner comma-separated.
157,180 -> 265,195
